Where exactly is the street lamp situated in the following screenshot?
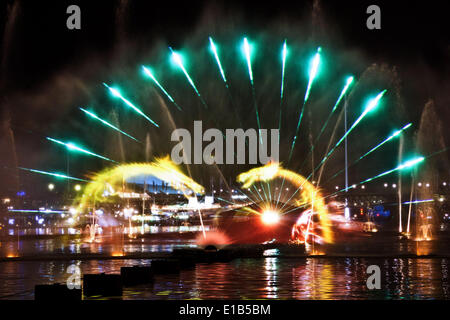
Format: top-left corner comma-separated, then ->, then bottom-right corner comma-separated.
74,184 -> 81,191
48,183 -> 55,191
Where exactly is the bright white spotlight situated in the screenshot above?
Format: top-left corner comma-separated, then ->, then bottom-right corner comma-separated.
261,210 -> 280,225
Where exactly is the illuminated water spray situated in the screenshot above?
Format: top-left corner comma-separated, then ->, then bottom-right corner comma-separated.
74,157 -> 206,236
80,107 -> 140,142
142,66 -> 182,111
46,137 -> 117,163
103,83 -> 159,127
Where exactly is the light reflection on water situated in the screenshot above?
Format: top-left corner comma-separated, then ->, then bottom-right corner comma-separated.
0,238 -> 196,257
0,257 -> 449,300
3,225 -> 208,236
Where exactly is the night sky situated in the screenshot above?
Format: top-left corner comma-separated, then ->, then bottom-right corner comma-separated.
1,0 -> 449,198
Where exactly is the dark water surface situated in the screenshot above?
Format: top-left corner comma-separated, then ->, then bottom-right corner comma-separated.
1,255 -> 449,300
1,235 -> 450,300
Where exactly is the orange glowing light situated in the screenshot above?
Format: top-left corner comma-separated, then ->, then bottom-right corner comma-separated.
237,162 -> 333,244
111,252 -> 124,257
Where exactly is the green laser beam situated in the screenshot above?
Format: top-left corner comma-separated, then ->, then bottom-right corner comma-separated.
298,76 -> 355,170
313,89 -> 387,173
328,122 -> 412,182
336,156 -> 425,194
304,47 -> 321,104
280,40 -> 287,101
170,47 -> 208,109
359,122 -> 412,161
80,107 -> 139,142
209,37 -> 227,85
142,66 -> 182,111
243,37 -> 253,84
18,167 -> 89,182
46,137 -> 117,163
103,83 -> 159,127
278,40 -> 288,137
241,37 -> 262,141
279,90 -> 387,211
288,47 -> 322,163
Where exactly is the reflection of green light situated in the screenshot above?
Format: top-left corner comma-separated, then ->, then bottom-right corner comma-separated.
46,137 -> 117,163
142,66 -> 182,111
80,107 -> 139,142
103,83 -> 159,127
243,37 -> 254,84
19,167 -> 89,182
209,37 -> 227,84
